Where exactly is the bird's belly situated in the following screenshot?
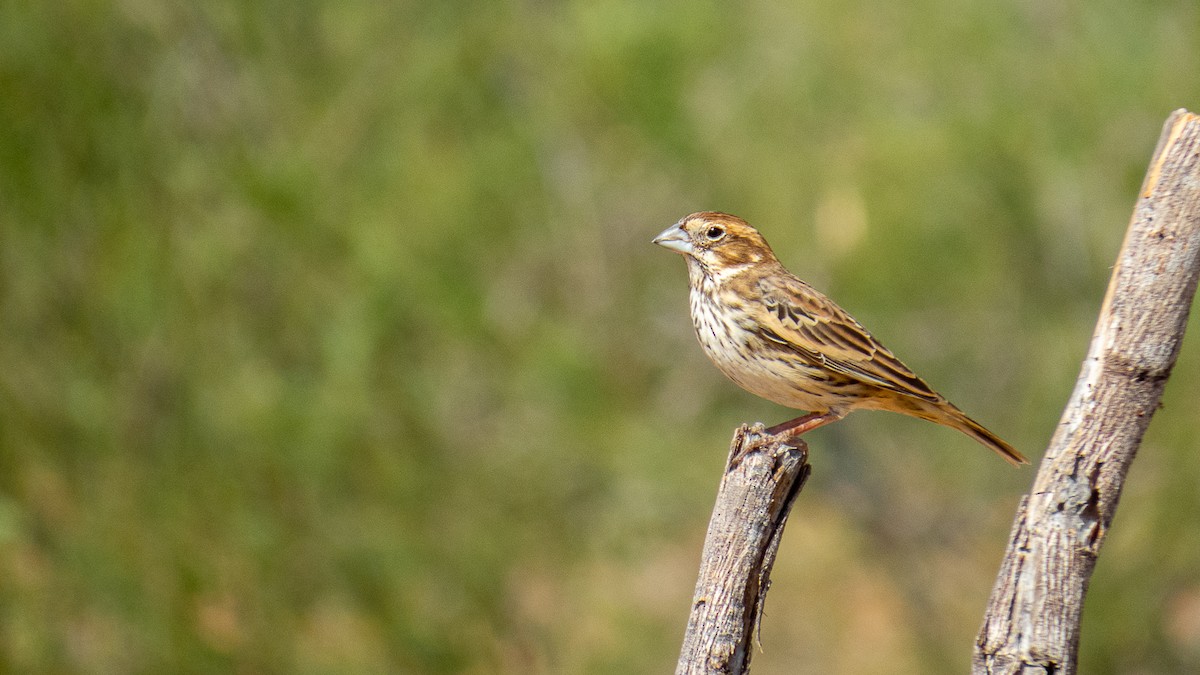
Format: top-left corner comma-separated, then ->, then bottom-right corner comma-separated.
711,349 -> 837,411
690,297 -> 844,412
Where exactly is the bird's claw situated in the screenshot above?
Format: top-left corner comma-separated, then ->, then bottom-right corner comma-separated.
728,422 -> 796,470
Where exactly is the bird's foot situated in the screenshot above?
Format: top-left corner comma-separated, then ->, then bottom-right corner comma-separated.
727,423 -> 775,469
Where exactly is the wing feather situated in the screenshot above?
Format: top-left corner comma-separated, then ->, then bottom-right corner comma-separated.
756,275 -> 942,403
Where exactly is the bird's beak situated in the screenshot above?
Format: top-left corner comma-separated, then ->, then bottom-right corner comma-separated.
652,225 -> 693,255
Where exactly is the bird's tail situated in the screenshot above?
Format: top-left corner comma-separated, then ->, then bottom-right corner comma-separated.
906,401 -> 1028,466
943,405 -> 1027,466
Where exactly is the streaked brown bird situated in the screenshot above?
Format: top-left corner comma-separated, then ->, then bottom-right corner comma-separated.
653,211 -> 1027,466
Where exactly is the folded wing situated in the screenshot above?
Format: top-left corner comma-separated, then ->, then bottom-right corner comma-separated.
756,275 -> 943,403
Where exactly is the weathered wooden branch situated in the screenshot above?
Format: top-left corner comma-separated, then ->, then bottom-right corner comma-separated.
676,425 -> 810,675
974,109 -> 1200,674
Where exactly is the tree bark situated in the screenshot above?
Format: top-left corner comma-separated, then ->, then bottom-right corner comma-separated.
974,109 -> 1200,674
675,425 -> 810,675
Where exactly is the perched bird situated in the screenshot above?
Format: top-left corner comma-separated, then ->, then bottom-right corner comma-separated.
653,211 -> 1027,466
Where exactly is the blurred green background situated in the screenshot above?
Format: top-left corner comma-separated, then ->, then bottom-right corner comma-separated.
2,1 -> 1199,673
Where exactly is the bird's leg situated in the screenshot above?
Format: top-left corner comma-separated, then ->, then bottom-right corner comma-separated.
767,410 -> 843,439
728,411 -> 844,470
727,411 -> 844,469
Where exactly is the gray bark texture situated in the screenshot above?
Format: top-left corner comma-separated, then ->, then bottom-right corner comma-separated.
675,425 -> 810,675
973,109 -> 1200,674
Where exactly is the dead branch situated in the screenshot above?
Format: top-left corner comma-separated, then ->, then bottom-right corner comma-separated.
675,426 -> 810,675
974,109 -> 1200,674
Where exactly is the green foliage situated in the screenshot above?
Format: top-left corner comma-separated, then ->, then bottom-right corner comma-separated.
2,0 -> 1198,672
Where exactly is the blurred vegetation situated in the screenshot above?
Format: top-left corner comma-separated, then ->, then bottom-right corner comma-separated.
1,0 -> 1199,672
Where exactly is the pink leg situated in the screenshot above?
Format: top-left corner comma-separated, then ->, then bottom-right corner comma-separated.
729,410 -> 846,469
767,410 -> 843,438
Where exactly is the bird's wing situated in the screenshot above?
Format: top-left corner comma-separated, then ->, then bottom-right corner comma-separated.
756,275 -> 942,403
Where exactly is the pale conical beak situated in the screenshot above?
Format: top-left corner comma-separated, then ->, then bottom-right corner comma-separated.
652,225 -> 693,255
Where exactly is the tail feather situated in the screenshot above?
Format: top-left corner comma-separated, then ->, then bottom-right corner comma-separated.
900,400 -> 1028,466
945,407 -> 1027,467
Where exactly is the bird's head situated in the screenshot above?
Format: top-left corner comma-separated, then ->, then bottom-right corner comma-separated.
652,212 -> 778,276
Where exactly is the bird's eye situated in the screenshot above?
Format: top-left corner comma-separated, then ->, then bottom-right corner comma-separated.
705,226 -> 726,241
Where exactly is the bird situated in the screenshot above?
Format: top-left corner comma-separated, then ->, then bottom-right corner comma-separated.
653,211 -> 1027,466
